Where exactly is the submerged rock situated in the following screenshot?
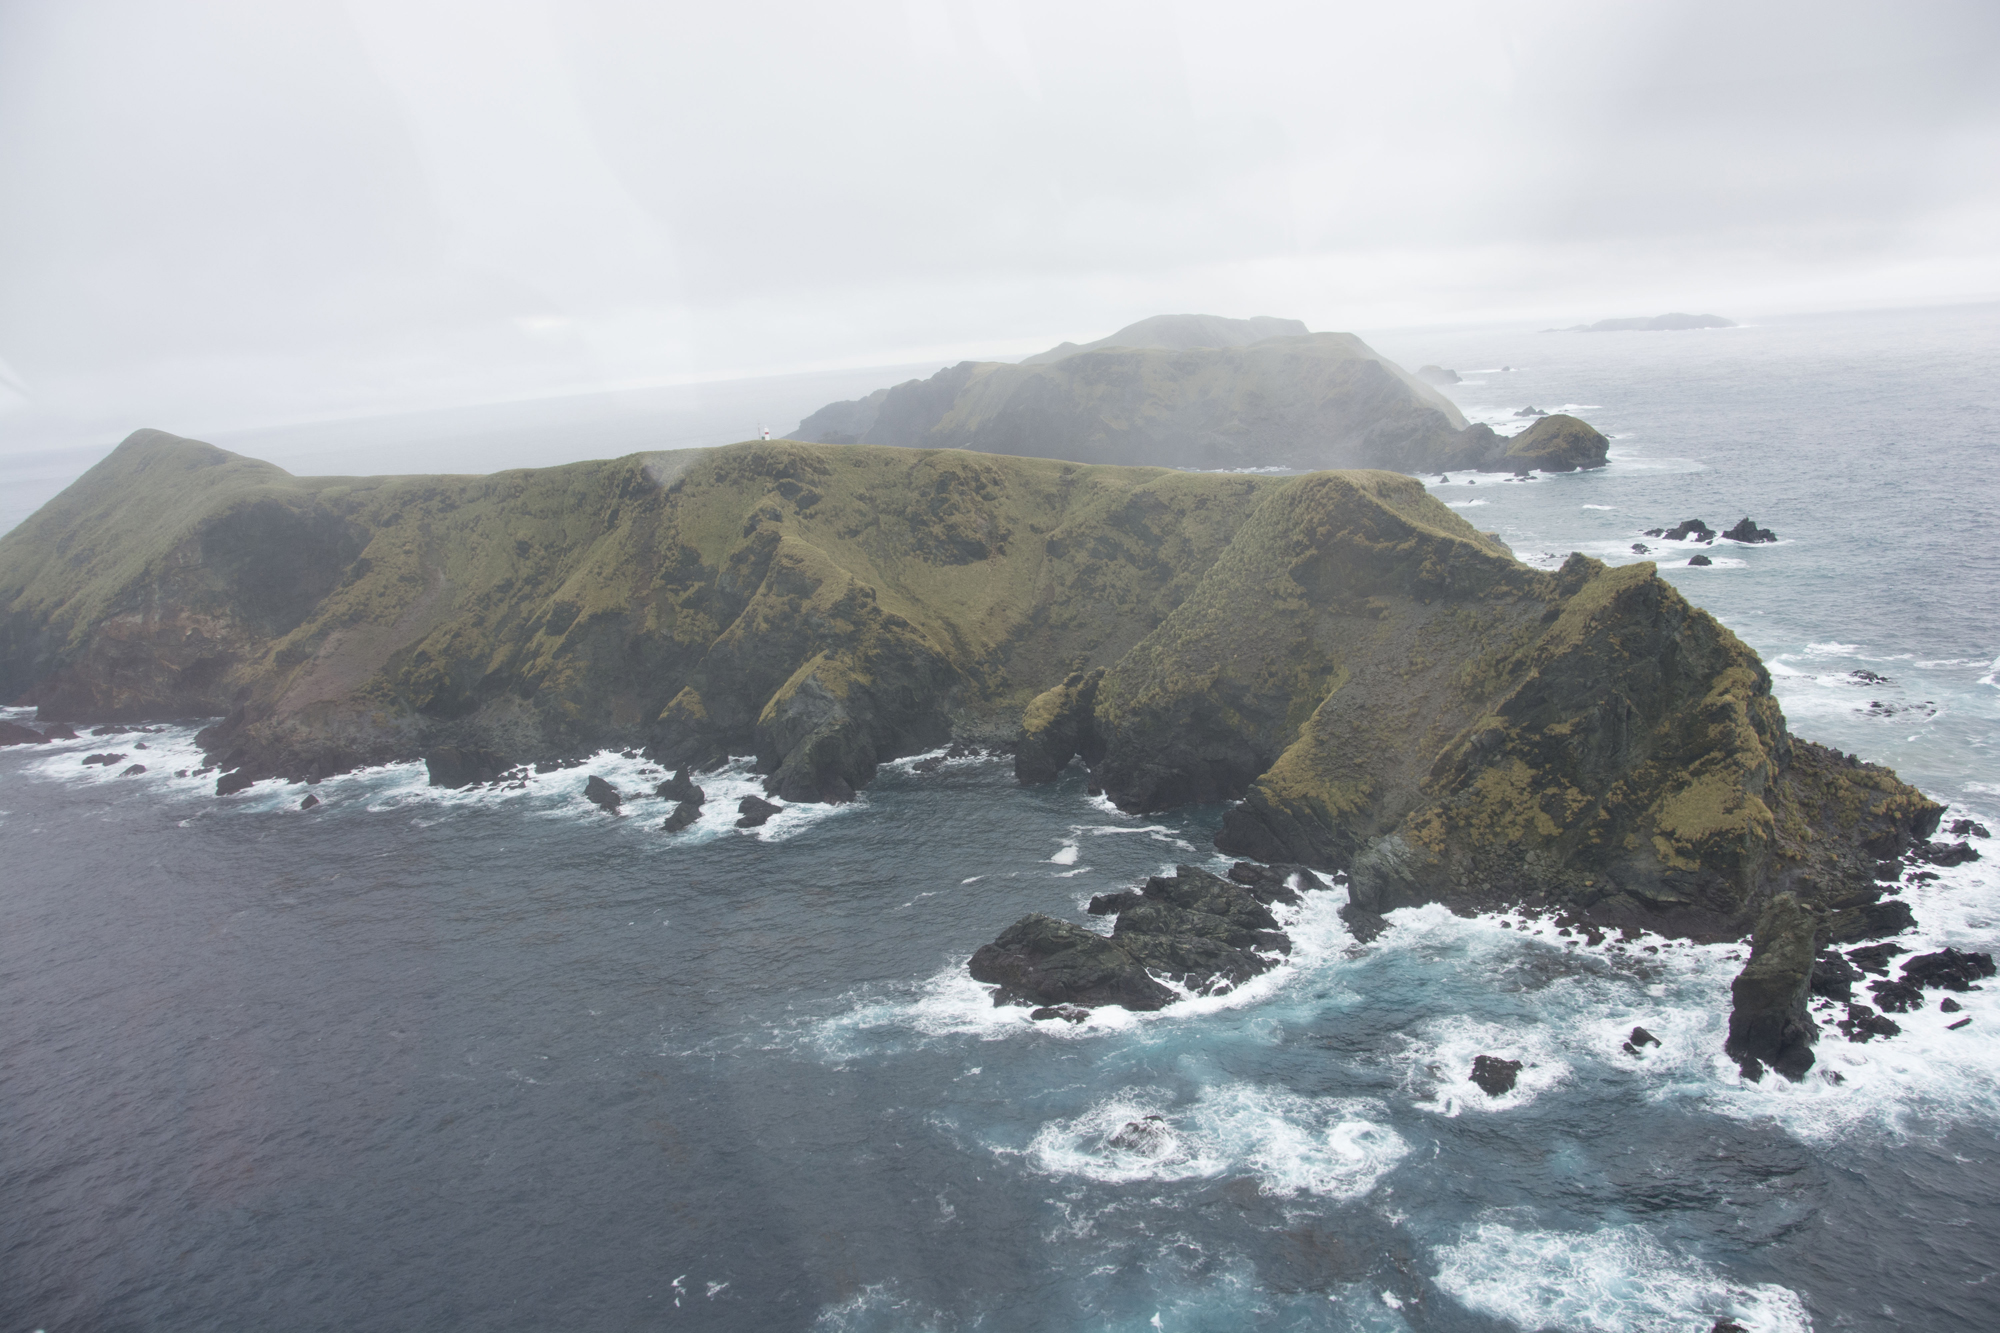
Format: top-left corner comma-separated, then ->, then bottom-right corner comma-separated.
971,863 -> 1306,1012
735,795 -> 783,828
1725,894 -> 1818,1081
1469,1055 -> 1522,1096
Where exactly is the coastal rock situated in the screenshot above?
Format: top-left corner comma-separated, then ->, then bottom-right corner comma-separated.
662,799 -> 702,832
1867,979 -> 1924,1013
0,720 -> 47,744
1809,949 -> 1861,1001
969,913 -> 1178,1011
1913,840 -> 1979,867
1724,894 -> 1818,1081
1513,406 -> 1549,418
1621,1026 -> 1661,1056
583,775 -> 622,811
735,795 -> 783,828
1415,365 -> 1461,385
656,766 -> 705,805
972,864 -> 1302,1011
1469,1055 -> 1522,1096
1495,414 -> 1609,473
1016,670 -> 1103,785
1845,942 -> 1907,975
81,752 -> 126,766
1837,1003 -> 1899,1042
216,770 -> 256,796
1948,818 -> 1990,838
1558,313 -> 1735,333
1657,519 -> 1715,543
425,745 -> 507,789
1687,554 -> 1713,567
1898,947 -> 1996,992
1722,517 -> 1777,544
120,763 -> 146,776
300,794 -> 320,810
40,722 -> 79,739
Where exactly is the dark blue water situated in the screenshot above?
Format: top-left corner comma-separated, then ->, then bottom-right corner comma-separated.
5,303 -> 1999,1331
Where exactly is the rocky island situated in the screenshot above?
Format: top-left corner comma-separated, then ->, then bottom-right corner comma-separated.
0,428 -> 1950,1078
794,314 -> 1607,474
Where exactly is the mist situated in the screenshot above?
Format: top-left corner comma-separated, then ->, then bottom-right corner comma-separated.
2,0 -> 1997,454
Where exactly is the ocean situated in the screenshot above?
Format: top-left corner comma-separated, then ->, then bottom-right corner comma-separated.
2,302 -> 1996,1331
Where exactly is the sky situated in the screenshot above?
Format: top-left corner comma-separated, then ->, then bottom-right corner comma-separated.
1,0 -> 1997,449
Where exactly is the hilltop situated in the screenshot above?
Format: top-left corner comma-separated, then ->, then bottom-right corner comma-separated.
0,430 -> 1933,954
794,315 -> 1607,474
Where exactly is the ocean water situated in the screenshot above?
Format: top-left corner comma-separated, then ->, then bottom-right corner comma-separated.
3,302 -> 1998,1331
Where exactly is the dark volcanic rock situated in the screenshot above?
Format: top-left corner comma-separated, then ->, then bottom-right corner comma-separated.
1845,942 -> 1908,976
1722,517 -> 1776,544
216,770 -> 256,796
1469,1055 -> 1522,1096
1621,1026 -> 1661,1056
1725,894 -> 1818,1081
661,799 -> 702,832
1630,543 -> 1650,555
973,863 -> 1306,1011
1867,979 -> 1925,1013
300,794 -> 320,810
583,775 -> 622,811
1687,554 -> 1713,567
969,914 -> 1179,1011
1821,896 -> 1916,945
81,752 -> 126,766
1838,1003 -> 1900,1042
1948,817 -> 1990,838
120,763 -> 146,776
1016,670 -> 1103,785
656,766 -> 705,805
1226,860 -> 1317,905
425,745 -> 508,789
1914,840 -> 1980,867
1513,406 -> 1548,418
1810,949 -> 1861,1001
0,720 -> 47,745
1660,519 -> 1715,543
1898,947 -> 1997,992
735,795 -> 783,828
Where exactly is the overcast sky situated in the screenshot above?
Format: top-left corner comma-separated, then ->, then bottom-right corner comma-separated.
1,0 -> 1997,444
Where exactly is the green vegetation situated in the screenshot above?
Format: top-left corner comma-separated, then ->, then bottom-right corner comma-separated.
0,429 -> 1937,937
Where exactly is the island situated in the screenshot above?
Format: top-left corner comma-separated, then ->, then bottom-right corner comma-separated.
0,429 -> 1945,1078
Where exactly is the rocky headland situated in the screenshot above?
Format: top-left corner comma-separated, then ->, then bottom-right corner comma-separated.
794,314 -> 1606,475
1,428 -> 1951,1076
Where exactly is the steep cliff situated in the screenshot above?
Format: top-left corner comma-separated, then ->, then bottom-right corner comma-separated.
1,430 -> 1934,942
795,317 -> 1572,475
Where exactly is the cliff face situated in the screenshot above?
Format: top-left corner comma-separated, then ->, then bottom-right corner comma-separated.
1,430 -> 1934,939
795,321 -> 1571,475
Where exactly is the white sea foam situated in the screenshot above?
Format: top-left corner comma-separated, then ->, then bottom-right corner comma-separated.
1049,841 -> 1080,865
1446,499 -> 1490,508
1581,504 -> 1617,510
1024,1083 -> 1409,1199
1432,1220 -> 1811,1332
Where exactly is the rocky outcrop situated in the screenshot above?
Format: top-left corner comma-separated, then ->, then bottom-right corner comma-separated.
1015,669 -> 1103,784
1415,365 -> 1460,385
1722,517 -> 1777,544
1495,415 -> 1608,472
1469,1056 -> 1522,1096
425,744 -> 507,789
1554,313 -> 1735,333
970,863 -> 1306,1012
583,775 -> 621,811
0,720 -> 47,744
734,795 -> 783,828
1725,894 -> 1818,1081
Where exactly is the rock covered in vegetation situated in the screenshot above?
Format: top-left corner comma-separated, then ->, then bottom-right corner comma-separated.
1490,414 -> 1609,472
970,863 -> 1306,1012
0,433 -> 1939,948
1724,894 -> 1818,1081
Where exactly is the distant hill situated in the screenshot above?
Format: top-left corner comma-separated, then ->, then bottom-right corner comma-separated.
793,316 -> 1604,474
1018,313 -> 1308,365
1550,312 -> 1735,333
